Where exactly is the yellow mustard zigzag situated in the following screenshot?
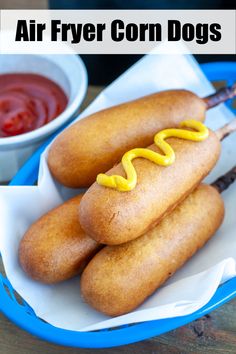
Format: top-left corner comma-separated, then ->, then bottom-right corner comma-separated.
96,119 -> 209,192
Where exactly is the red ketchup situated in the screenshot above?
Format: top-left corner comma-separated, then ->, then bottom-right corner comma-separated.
0,73 -> 68,137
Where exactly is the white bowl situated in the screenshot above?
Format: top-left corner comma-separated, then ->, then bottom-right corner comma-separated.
0,54 -> 88,182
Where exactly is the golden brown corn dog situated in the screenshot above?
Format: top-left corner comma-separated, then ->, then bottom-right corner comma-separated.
19,195 -> 100,284
48,86 -> 236,188
81,184 -> 224,316
79,129 -> 221,245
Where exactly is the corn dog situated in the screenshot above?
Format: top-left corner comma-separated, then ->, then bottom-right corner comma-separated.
79,118 -> 236,245
81,183 -> 225,317
48,86 -> 236,188
19,195 -> 101,284
79,128 -> 219,244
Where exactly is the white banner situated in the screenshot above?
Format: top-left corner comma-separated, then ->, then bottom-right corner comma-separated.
0,10 -> 235,54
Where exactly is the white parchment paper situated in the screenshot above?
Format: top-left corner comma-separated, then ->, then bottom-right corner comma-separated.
0,42 -> 236,331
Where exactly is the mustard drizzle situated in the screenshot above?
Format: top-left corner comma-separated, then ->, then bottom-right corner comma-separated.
96,119 -> 209,192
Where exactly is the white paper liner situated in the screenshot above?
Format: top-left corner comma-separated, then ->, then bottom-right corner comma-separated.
0,42 -> 236,332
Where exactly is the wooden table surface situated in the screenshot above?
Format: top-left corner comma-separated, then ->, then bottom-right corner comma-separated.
1,86 -> 236,354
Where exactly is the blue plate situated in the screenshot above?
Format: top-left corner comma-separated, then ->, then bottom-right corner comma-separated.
0,62 -> 236,348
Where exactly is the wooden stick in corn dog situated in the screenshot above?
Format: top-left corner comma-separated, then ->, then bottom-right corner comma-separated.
81,166 -> 236,317
19,195 -> 101,284
48,85 -> 236,188
79,118 -> 236,245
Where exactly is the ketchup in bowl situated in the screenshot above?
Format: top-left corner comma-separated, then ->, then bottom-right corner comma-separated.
0,73 -> 68,137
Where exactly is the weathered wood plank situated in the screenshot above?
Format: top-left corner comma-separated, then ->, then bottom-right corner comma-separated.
1,301 -> 236,354
0,0 -> 47,9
